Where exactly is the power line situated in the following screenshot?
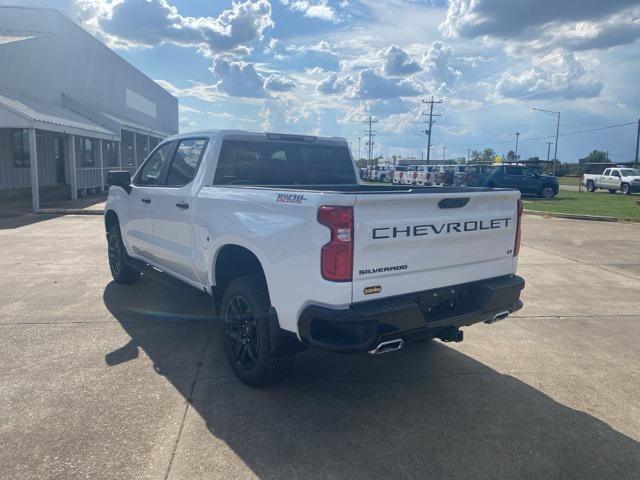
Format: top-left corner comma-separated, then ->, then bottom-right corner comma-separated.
421,97 -> 442,165
447,121 -> 637,148
362,116 -> 378,165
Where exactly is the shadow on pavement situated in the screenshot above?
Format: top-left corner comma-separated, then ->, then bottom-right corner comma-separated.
103,273 -> 640,479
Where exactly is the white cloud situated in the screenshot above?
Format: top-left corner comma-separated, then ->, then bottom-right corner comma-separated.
440,0 -> 639,40
352,68 -> 423,99
280,0 -> 337,22
382,45 -> 421,76
495,52 -> 603,100
316,72 -> 351,94
264,74 -> 297,91
212,58 -> 267,98
260,98 -> 320,133
422,41 -> 462,87
94,0 -> 273,56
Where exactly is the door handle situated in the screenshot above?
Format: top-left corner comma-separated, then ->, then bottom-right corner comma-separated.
141,198 -> 151,204
176,201 -> 189,210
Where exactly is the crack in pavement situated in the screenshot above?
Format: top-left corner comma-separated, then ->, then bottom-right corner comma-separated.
163,328 -> 215,480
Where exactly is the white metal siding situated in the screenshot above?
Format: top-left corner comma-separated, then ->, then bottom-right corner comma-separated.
0,7 -> 178,135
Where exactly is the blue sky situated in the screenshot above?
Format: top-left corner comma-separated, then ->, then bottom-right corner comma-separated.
7,0 -> 640,162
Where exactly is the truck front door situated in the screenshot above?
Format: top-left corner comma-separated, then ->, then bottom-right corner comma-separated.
148,137 -> 209,282
125,141 -> 176,259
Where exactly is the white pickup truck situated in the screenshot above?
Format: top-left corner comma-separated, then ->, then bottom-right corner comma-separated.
583,167 -> 640,195
105,130 -> 525,386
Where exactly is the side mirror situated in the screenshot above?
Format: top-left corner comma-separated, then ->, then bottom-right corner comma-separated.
107,170 -> 132,194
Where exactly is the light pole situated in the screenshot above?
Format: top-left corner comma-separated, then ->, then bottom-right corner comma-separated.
533,107 -> 560,175
515,132 -> 520,158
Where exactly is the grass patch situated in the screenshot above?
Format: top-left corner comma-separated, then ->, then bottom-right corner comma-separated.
556,176 -> 580,186
524,190 -> 640,220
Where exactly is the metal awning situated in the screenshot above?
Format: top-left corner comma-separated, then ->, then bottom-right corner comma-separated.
101,112 -> 171,138
0,89 -> 120,140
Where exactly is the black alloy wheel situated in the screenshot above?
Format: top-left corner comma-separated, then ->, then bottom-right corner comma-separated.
224,295 -> 260,369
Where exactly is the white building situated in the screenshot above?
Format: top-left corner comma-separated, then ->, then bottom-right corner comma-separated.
0,6 -> 179,210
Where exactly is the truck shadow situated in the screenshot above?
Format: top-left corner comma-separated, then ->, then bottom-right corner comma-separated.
103,274 -> 640,480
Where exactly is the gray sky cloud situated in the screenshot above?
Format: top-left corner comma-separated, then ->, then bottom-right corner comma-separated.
382,45 -> 421,76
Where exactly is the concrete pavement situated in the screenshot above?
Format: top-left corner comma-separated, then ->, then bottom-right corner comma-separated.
1,214 -> 639,479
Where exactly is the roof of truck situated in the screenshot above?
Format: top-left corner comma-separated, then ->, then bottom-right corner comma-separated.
169,129 -> 348,143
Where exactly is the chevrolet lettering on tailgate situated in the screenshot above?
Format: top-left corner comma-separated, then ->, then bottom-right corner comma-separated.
372,217 -> 512,240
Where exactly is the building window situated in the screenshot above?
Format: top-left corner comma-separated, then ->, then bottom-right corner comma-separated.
104,141 -> 118,167
12,129 -> 30,168
80,137 -> 95,167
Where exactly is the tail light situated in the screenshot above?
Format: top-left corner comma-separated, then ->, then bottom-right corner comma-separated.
513,199 -> 523,256
317,206 -> 353,282
413,171 -> 418,179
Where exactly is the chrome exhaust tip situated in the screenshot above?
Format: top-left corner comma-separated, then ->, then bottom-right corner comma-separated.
485,310 -> 510,324
369,339 -> 404,355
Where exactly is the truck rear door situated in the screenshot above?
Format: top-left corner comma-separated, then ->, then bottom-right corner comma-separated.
351,189 -> 520,303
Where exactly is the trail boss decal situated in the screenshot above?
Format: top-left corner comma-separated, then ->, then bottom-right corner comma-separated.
276,193 -> 307,204
372,217 -> 512,240
363,286 -> 382,295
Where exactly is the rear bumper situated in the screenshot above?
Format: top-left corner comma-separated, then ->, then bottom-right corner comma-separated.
298,275 -> 524,353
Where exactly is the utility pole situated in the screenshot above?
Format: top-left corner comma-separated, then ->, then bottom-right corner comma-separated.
357,136 -> 361,162
442,146 -> 446,163
545,142 -> 553,162
467,148 -> 471,164
635,118 -> 639,168
421,97 -> 442,165
362,116 -> 378,166
515,132 -> 520,157
533,107 -> 560,175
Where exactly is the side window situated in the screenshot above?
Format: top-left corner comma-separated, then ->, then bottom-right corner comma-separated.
612,170 -> 621,178
522,168 -> 535,176
136,142 -> 174,186
603,169 -> 610,176
505,166 -> 523,175
165,138 -> 208,187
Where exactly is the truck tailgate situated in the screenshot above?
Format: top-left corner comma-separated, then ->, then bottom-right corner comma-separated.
352,189 -> 520,303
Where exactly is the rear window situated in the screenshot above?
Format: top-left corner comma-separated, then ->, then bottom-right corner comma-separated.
213,140 -> 357,185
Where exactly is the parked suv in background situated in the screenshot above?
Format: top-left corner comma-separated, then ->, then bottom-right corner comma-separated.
468,164 -> 558,198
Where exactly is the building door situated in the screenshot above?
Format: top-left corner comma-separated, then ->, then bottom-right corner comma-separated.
54,137 -> 65,184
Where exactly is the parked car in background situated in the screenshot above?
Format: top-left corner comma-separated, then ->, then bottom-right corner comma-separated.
392,166 -> 408,184
466,164 -> 559,198
369,165 -> 392,182
582,168 -> 640,195
404,165 -> 419,185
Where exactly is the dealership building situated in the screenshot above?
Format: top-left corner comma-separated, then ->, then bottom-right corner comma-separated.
0,6 -> 179,211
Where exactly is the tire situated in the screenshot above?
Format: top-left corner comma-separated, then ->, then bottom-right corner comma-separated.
621,183 -> 630,195
608,189 -> 616,194
107,223 -> 140,284
540,185 -> 555,198
586,181 -> 596,192
221,274 -> 288,387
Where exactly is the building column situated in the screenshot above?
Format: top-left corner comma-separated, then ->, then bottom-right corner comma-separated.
28,128 -> 39,212
133,132 -> 138,169
118,133 -> 123,169
98,138 -> 104,191
69,134 -> 77,200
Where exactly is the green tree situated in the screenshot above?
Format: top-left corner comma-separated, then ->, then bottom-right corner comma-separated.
481,148 -> 496,163
584,150 -> 609,164
506,150 -> 519,162
470,150 -> 482,163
